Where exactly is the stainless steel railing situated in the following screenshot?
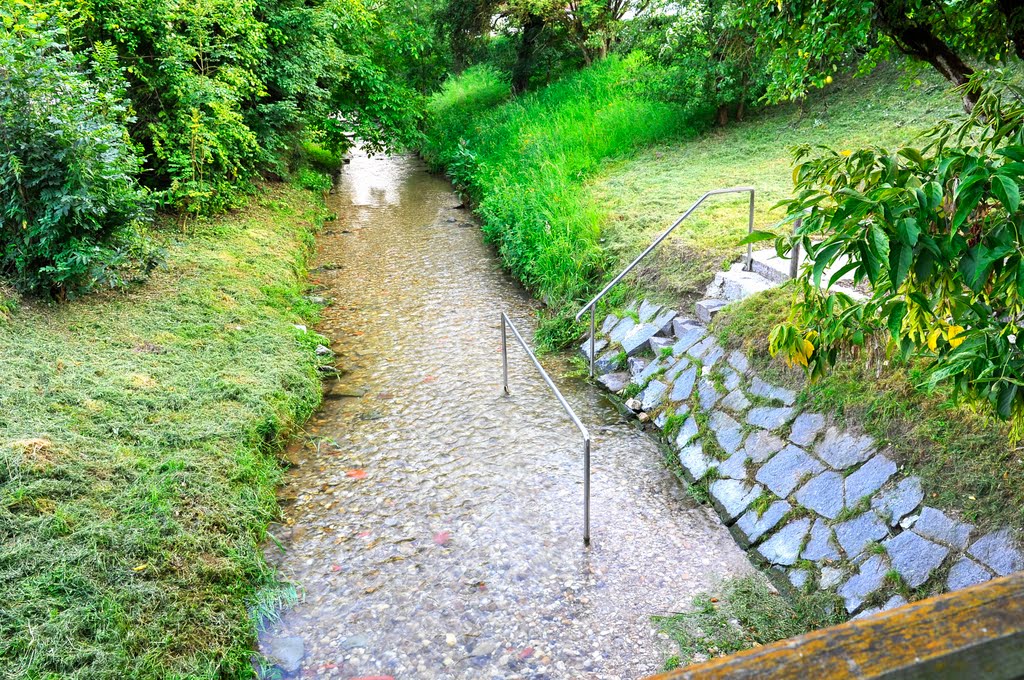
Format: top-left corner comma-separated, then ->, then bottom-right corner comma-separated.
500,312 -> 592,546
575,187 -> 756,376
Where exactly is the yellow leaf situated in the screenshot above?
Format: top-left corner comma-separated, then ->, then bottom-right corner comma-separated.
839,150 -> 852,157
133,564 -> 148,572
947,325 -> 965,349
927,328 -> 942,352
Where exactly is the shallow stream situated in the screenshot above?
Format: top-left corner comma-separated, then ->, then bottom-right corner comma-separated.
258,152 -> 753,679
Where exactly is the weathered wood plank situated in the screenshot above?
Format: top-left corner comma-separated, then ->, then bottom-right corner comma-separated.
649,572 -> 1024,680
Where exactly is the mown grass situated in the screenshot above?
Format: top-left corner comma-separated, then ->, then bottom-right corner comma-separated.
656,576 -> 844,671
713,287 -> 1020,534
0,185 -> 328,679
421,55 -> 706,347
590,65 -> 960,307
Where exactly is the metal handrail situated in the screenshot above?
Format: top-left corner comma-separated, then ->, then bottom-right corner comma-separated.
500,312 -> 592,546
575,187 -> 755,375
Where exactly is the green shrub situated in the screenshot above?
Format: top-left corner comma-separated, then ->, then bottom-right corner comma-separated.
293,167 -> 333,193
300,141 -> 344,172
423,55 -> 700,321
0,19 -> 154,296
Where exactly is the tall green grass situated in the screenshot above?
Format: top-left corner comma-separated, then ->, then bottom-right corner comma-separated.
422,56 -> 704,342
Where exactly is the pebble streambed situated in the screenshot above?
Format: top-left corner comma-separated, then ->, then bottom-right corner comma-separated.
258,152 -> 754,679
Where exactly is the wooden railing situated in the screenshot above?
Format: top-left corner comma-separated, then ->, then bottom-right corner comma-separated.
648,572 -> 1024,680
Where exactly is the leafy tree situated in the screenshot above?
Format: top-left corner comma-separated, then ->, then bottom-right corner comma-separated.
736,0 -> 1024,110
768,78 -> 1024,437
0,14 -> 154,296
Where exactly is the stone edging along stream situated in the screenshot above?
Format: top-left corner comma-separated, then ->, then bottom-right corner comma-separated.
582,299 -> 1024,618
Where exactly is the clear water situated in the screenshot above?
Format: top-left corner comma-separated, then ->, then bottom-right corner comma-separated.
258,152 -> 753,679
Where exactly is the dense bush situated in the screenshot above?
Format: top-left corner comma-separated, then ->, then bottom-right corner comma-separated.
0,19 -> 153,296
769,79 -> 1024,437
423,55 -> 701,333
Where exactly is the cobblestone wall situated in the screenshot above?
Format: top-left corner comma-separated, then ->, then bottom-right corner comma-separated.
584,299 -> 1024,617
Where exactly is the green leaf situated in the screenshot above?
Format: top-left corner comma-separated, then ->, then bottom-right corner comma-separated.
738,230 -> 778,246
888,301 -> 907,339
997,146 -> 1024,163
997,382 -> 1018,420
951,186 -> 984,230
888,240 -> 913,290
991,175 -> 1020,214
811,241 -> 843,287
897,147 -> 926,166
895,217 -> 920,247
920,181 -> 943,211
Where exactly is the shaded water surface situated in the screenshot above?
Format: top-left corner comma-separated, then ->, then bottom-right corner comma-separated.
259,152 -> 753,679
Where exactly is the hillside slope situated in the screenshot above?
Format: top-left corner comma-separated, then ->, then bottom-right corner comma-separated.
590,66 -> 960,306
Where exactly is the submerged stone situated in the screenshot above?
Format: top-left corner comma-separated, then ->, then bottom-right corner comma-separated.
755,444 -> 823,498
884,530 -> 949,588
266,637 -> 304,673
597,371 -> 630,393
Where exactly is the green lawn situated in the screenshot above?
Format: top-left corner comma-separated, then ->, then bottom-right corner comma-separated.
0,185 -> 327,678
589,65 -> 960,307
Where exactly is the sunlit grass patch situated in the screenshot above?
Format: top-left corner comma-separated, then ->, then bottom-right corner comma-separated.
0,184 -> 328,678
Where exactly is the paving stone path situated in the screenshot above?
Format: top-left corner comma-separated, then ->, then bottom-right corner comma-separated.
586,299 -> 1024,617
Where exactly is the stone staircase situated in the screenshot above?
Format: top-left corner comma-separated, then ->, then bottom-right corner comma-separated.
696,247 -> 864,323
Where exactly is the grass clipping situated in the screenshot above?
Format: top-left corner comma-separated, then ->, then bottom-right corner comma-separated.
0,185 -> 327,679
657,576 -> 843,671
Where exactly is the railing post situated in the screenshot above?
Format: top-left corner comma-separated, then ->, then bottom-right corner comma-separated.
745,188 -> 756,272
589,305 -> 596,377
789,217 -> 802,280
501,313 -> 509,394
583,436 -> 591,546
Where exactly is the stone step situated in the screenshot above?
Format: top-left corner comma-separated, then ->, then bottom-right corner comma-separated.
706,263 -> 778,302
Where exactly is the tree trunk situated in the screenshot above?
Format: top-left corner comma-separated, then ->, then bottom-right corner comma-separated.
873,0 -> 978,111
512,13 -> 544,93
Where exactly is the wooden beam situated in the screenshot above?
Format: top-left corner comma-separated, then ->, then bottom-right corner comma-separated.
648,572 -> 1024,680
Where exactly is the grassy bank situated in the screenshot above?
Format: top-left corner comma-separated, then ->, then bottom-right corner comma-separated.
422,56 -> 705,345
591,66 -> 960,307
0,185 -> 327,678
